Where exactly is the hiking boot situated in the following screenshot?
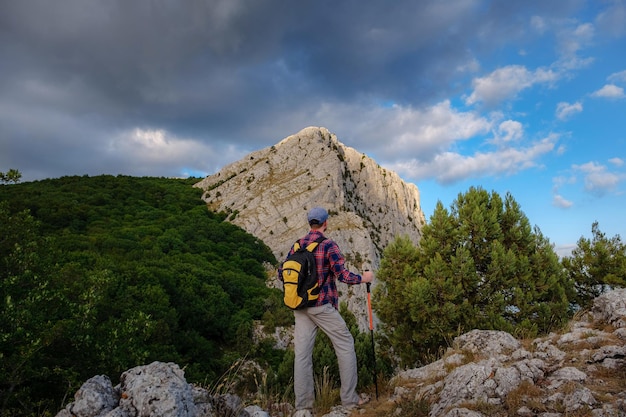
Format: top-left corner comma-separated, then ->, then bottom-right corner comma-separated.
358,393 -> 371,406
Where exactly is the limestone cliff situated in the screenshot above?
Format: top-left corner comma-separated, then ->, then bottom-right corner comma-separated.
194,126 -> 424,267
194,126 -> 425,330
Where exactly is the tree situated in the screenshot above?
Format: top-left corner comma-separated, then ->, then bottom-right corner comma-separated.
562,222 -> 626,309
0,202 -> 68,416
375,187 -> 573,367
0,169 -> 22,184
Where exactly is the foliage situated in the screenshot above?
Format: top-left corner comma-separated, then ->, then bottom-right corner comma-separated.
0,175 -> 282,416
0,202 -> 67,416
374,187 -> 574,367
0,168 -> 22,184
562,222 -> 626,309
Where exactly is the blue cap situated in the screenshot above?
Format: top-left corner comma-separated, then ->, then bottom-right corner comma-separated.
307,206 -> 328,225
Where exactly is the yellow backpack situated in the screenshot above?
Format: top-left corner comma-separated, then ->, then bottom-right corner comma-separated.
281,236 -> 325,309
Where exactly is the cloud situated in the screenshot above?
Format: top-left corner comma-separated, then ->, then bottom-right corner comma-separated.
0,0 -> 622,192
494,120 -> 524,144
555,101 -> 583,120
390,134 -> 559,184
316,100 -> 493,161
551,175 -> 577,209
465,65 -> 558,106
552,160 -> 625,204
536,15 -> 597,72
103,128 -> 240,178
573,161 -> 623,196
609,157 -> 624,167
553,194 -> 574,208
530,16 -> 548,34
608,70 -> 626,84
591,84 -> 626,99
595,0 -> 626,37
557,23 -> 594,58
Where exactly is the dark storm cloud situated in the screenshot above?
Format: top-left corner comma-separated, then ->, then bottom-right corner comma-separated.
0,0 -> 587,180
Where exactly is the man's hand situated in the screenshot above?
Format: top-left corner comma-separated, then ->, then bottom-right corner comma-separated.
361,270 -> 374,283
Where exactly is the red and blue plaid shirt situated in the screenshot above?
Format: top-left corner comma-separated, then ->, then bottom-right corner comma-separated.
279,230 -> 362,309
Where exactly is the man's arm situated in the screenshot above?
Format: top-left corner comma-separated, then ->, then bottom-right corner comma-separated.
327,241 -> 369,285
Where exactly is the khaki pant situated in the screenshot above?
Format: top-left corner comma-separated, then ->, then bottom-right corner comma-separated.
293,304 -> 360,410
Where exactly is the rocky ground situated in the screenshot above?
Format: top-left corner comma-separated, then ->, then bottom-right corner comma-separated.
56,289 -> 626,417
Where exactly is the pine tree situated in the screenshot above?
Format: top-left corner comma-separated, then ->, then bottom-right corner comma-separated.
562,222 -> 626,308
375,187 -> 573,367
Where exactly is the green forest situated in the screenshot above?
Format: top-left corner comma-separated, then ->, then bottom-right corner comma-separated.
0,175 -> 297,416
2,174 -> 626,417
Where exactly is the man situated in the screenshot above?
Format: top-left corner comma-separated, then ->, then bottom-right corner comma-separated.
279,206 -> 374,416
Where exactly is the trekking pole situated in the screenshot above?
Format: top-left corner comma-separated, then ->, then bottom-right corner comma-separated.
366,282 -> 379,400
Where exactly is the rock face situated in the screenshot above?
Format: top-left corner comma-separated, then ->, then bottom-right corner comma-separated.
194,126 -> 425,269
194,127 -> 425,330
56,289 -> 626,417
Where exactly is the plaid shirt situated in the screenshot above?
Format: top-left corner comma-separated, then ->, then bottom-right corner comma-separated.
279,230 -> 362,309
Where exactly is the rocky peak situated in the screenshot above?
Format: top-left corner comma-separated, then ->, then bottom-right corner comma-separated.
194,126 -> 424,268
194,127 -> 425,330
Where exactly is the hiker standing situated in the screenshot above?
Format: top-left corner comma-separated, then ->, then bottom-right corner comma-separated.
278,206 -> 374,415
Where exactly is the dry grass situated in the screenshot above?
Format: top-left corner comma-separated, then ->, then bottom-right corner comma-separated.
504,380 -> 546,413
460,399 -> 507,416
586,362 -> 626,400
384,396 -> 430,417
313,366 -> 340,415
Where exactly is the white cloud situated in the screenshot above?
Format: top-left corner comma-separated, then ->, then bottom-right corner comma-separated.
390,134 -> 558,184
591,84 -> 625,99
319,100 -> 493,160
535,17 -> 596,72
326,100 -> 559,185
609,157 -> 624,167
555,101 -> 583,120
551,175 -> 577,209
558,23 -> 594,57
104,128 -> 233,177
494,120 -> 523,144
573,161 -> 622,196
553,194 -> 574,208
107,129 -> 200,160
608,70 -> 626,84
465,65 -> 558,106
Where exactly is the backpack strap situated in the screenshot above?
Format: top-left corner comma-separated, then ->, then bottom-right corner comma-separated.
293,236 -> 326,253
305,236 -> 326,252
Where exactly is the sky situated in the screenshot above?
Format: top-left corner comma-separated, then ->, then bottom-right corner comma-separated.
1,0 -> 625,256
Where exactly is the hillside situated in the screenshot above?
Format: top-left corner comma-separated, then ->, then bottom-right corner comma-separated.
0,175 -> 290,417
